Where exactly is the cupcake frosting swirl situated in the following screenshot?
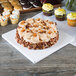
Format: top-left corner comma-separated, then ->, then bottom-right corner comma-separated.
1,16 -> 7,21
55,7 -> 66,15
12,10 -> 20,15
10,14 -> 18,19
42,3 -> 53,11
2,11 -> 10,16
67,12 -> 76,20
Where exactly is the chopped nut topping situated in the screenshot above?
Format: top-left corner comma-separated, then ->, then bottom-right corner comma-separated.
18,18 -> 57,38
49,22 -> 54,24
39,29 -> 46,33
36,18 -> 40,21
21,28 -> 25,32
20,20 -> 25,25
48,30 -> 52,34
33,33 -> 37,37
33,24 -> 38,27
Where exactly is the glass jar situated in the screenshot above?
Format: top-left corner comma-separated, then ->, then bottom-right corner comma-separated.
65,0 -> 76,11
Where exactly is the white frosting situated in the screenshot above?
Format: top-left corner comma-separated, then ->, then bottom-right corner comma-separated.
14,8 -> 21,11
12,10 -> 20,15
67,13 -> 76,20
55,8 -> 66,15
17,18 -> 58,43
4,8 -> 12,12
29,1 -> 39,8
42,3 -> 53,11
1,16 -> 7,21
23,6 -> 32,10
31,35 -> 40,43
17,28 -> 23,38
20,2 -> 25,5
26,18 -> 35,24
1,4 -> 4,7
30,2 -> 33,4
50,24 -> 57,32
18,21 -> 28,27
47,32 -> 57,38
23,32 -> 32,42
2,11 -> 10,16
39,33 -> 50,42
33,4 -> 39,8
10,14 -> 18,19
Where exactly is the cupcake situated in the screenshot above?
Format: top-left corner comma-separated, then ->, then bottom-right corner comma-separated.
0,16 -> 8,26
67,12 -> 76,27
42,3 -> 54,16
22,2 -> 32,10
28,0 -> 33,4
8,0 -> 18,3
1,2 -> 11,8
2,11 -> 10,20
10,14 -> 19,24
11,1 -> 20,6
55,7 -> 66,21
29,0 -> 42,8
12,10 -> 20,19
20,0 -> 27,5
0,0 -> 8,3
4,6 -> 12,12
14,5 -> 23,11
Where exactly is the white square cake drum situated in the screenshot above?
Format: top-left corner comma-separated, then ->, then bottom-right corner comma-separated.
2,29 -> 74,64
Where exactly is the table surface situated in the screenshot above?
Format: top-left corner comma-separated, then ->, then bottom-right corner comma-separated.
0,11 -> 76,76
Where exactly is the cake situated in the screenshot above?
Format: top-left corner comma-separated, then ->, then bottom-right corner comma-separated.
16,18 -> 59,49
67,12 -> 76,27
42,3 -> 54,16
55,7 -> 66,21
